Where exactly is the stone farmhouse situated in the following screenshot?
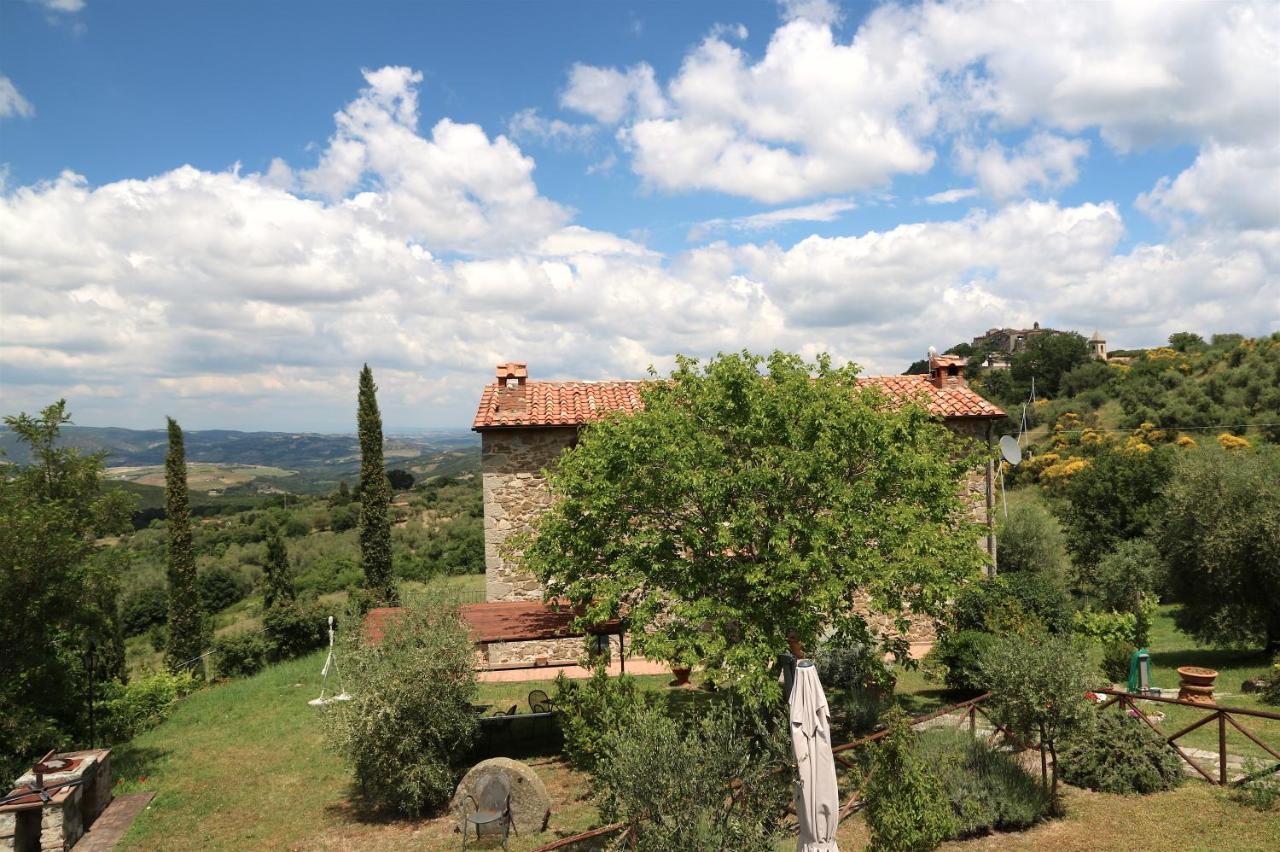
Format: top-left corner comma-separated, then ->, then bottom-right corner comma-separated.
470,355 -> 1006,665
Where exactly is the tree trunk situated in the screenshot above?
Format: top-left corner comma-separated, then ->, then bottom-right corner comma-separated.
1048,738 -> 1062,815
1038,721 -> 1049,794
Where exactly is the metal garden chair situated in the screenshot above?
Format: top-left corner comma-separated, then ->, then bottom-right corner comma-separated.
527,689 -> 553,713
458,772 -> 514,850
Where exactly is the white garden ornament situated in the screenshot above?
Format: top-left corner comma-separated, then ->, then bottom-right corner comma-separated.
308,615 -> 351,706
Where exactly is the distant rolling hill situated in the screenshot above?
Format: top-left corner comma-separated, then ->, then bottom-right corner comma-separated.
0,424 -> 479,496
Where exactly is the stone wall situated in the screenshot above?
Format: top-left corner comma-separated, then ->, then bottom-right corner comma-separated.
487,634 -> 625,669
481,428 -> 577,602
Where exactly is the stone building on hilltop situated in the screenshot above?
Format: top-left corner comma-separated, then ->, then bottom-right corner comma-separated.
972,321 -> 1059,354
471,354 -> 1005,663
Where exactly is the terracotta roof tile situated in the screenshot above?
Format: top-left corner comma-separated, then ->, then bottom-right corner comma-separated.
473,374 -> 1003,429
473,381 -> 647,429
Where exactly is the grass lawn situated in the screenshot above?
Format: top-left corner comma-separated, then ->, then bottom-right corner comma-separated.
113,597 -> 1279,850
1119,604 -> 1278,765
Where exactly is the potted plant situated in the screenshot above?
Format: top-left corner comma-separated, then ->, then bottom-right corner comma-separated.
669,651 -> 693,686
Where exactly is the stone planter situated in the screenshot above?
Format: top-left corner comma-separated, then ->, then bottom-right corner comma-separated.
1177,666 -> 1218,705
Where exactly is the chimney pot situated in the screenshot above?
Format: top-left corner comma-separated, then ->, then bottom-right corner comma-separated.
496,361 -> 528,388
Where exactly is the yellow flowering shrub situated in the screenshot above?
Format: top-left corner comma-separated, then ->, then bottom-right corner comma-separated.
1218,433 -> 1251,450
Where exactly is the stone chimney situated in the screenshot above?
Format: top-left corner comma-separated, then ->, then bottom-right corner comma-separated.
928,353 -> 966,388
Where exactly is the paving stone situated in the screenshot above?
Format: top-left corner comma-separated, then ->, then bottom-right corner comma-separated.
75,793 -> 155,852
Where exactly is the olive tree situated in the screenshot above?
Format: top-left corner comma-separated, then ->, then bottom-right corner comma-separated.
521,351 -> 991,699
980,633 -> 1098,809
325,600 -> 477,816
1160,444 -> 1280,653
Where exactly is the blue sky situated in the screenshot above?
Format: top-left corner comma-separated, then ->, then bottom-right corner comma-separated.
1,0 -> 1277,431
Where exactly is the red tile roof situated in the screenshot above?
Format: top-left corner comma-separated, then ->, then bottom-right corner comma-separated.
473,374 -> 1003,429
460,599 -> 622,643
362,603 -> 622,646
854,375 -> 1006,419
473,381 -> 647,429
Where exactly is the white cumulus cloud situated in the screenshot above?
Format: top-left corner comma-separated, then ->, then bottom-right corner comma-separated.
557,1 -> 1278,203
2,62 -> 1277,430
0,76 -> 34,118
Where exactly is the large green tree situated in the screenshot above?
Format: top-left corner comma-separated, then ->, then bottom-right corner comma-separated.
521,351 -> 991,698
1010,331 -> 1091,398
164,417 -> 204,678
0,401 -> 133,776
1160,444 -> 1280,652
1058,443 -> 1174,590
357,364 -> 397,606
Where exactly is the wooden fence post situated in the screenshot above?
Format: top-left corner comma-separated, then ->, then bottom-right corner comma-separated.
1218,711 -> 1227,785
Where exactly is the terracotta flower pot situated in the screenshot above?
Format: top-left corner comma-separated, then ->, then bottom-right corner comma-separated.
670,666 -> 692,686
1178,666 -> 1219,688
1177,666 -> 1218,705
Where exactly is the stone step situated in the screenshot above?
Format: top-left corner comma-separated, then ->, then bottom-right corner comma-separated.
75,793 -> 155,852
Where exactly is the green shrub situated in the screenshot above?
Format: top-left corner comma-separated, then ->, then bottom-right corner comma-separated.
952,573 -> 1073,637
122,585 -> 168,636
916,729 -> 1051,837
1229,758 -> 1280,811
213,630 -> 270,679
263,602 -> 327,662
864,708 -> 955,851
1102,640 -> 1135,684
831,685 -> 896,738
1096,538 -> 1162,609
1072,609 -> 1138,646
927,630 -> 998,694
996,499 -> 1070,584
593,702 -> 791,851
330,504 -> 359,532
1262,660 -> 1280,706
553,665 -> 644,770
815,628 -> 897,736
98,669 -> 198,743
814,626 -> 895,692
325,602 -> 477,817
294,555 -> 362,596
198,566 -> 247,613
1059,712 -> 1183,794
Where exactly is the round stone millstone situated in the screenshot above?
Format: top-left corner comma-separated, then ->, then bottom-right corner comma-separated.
450,757 -> 550,835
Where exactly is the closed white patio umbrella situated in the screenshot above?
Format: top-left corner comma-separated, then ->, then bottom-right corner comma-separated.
790,659 -> 840,852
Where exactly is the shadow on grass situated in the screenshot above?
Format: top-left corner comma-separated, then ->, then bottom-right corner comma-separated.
1147,647 -> 1270,673
110,744 -> 169,784
322,789 -> 424,827
895,688 -> 955,716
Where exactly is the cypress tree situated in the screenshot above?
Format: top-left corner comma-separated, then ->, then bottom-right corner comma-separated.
357,364 -> 397,606
263,529 -> 295,611
163,417 -> 204,679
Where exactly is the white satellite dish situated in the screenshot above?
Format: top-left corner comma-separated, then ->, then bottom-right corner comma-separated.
999,435 -> 1022,466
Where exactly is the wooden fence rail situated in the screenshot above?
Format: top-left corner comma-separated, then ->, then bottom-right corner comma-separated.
1092,687 -> 1280,787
